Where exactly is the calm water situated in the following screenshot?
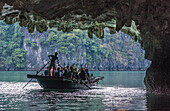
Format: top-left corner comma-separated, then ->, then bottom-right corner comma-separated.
0,71 -> 170,111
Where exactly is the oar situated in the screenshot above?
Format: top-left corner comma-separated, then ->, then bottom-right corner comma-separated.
81,80 -> 91,89
65,78 -> 91,89
23,61 -> 50,89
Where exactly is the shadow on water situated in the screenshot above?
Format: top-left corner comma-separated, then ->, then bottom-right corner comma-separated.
146,93 -> 170,111
38,87 -> 103,93
42,89 -> 79,93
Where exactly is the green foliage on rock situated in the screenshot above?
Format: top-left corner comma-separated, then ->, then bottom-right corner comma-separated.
0,20 -> 149,70
38,37 -> 47,47
31,40 -> 38,49
12,48 -> 27,68
24,38 -> 31,46
32,28 -> 147,69
0,21 -> 27,69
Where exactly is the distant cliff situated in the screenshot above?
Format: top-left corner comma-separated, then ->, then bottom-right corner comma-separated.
21,28 -> 151,71
0,21 -> 151,70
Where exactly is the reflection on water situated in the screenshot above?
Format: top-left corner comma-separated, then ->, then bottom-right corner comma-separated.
0,82 -> 146,111
0,71 -> 170,110
146,93 -> 170,111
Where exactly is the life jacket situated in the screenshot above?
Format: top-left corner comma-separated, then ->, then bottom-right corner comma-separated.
44,70 -> 48,76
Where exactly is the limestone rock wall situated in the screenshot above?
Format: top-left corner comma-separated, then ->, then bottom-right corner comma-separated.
133,0 -> 170,94
22,28 -> 150,70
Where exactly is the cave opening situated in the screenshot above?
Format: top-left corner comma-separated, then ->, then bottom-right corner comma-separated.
0,0 -> 170,95
0,19 -> 151,71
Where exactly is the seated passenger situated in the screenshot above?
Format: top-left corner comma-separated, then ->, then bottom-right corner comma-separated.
60,67 -> 64,77
79,68 -> 89,80
79,64 -> 89,81
66,65 -> 70,72
85,69 -> 89,77
44,67 -> 48,76
73,67 -> 79,79
55,67 -> 60,77
63,68 -> 68,78
89,73 -> 95,81
69,66 -> 74,79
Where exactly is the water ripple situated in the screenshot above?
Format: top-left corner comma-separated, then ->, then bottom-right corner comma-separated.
0,82 -> 147,111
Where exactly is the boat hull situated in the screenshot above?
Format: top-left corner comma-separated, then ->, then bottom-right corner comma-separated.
37,78 -> 86,89
27,75 -> 98,90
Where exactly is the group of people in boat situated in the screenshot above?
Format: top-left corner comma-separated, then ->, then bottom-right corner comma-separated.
43,52 -> 93,81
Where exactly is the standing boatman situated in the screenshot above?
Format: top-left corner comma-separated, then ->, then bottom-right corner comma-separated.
48,52 -> 60,76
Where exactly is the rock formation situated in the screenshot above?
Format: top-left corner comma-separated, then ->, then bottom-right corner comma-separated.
0,0 -> 170,94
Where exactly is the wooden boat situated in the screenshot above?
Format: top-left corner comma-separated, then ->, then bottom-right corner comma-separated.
27,74 -> 104,90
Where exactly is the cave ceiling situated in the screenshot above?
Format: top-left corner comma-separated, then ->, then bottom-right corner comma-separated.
0,0 -> 170,61
0,0 -> 142,39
